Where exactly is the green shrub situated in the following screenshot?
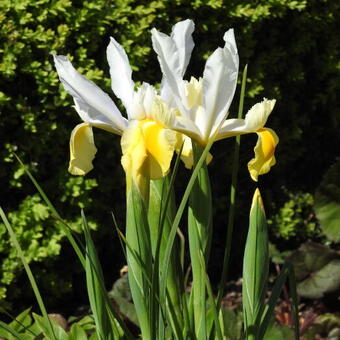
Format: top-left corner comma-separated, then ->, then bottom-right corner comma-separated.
268,191 -> 320,242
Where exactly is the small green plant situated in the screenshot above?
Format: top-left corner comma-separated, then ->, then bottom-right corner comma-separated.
268,190 -> 319,242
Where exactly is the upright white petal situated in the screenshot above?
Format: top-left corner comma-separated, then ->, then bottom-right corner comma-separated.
171,19 -> 195,77
53,54 -> 127,132
151,29 -> 188,116
223,29 -> 239,69
160,19 -> 195,106
202,29 -> 239,139
106,37 -> 135,116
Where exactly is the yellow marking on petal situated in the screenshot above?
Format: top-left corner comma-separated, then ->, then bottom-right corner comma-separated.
142,120 -> 176,179
248,128 -> 279,181
68,123 -> 97,175
121,120 -> 148,193
121,119 -> 176,193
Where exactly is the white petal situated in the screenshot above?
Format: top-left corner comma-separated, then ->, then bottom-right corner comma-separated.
223,29 -> 239,68
53,54 -> 127,132
245,99 -> 276,131
129,83 -> 157,120
215,118 -> 247,140
169,115 -> 202,142
202,29 -> 239,139
160,19 -> 195,106
106,37 -> 135,115
74,101 -> 123,134
171,19 -> 195,77
151,29 -> 188,116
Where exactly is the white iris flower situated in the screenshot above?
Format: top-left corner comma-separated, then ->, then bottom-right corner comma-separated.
53,28 -> 194,190
151,20 -> 278,181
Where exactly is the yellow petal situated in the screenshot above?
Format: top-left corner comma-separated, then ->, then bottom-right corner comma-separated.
176,134 -> 212,169
121,119 -> 176,193
68,123 -> 97,175
142,120 -> 176,179
248,128 -> 279,181
121,120 -> 148,191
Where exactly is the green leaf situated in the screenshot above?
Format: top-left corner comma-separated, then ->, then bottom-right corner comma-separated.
315,158 -> 340,242
8,308 -> 32,333
108,274 -> 138,326
242,189 -> 269,339
68,323 -> 88,340
263,322 -> 294,340
83,211 -> 117,340
187,142 -> 212,339
125,182 -> 153,339
148,176 -> 184,337
0,207 -> 57,340
290,242 -> 340,298
219,307 -> 243,340
0,320 -> 26,340
32,313 -> 69,340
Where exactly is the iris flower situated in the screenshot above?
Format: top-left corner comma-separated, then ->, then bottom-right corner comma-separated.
151,20 -> 278,181
53,31 -> 192,191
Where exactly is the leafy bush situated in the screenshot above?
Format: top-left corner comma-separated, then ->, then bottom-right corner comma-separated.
268,190 -> 320,242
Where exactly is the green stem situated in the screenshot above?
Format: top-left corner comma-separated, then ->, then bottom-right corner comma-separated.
217,65 -> 248,305
188,142 -> 212,340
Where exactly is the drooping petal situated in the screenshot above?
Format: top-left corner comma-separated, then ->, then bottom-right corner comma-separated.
68,123 -> 97,175
244,99 -> 276,131
53,54 -> 127,132
247,128 -> 279,181
121,120 -> 148,191
106,37 -> 135,116
202,29 -> 239,140
142,120 -> 177,179
121,119 -> 176,190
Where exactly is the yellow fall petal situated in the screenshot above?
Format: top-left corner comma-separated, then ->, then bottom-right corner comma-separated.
68,123 -> 97,175
121,119 -> 176,193
142,120 -> 176,179
248,128 -> 279,181
121,120 -> 148,192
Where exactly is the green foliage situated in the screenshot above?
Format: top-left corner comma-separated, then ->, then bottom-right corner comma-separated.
0,0 -> 339,312
0,195 -> 61,300
0,308 -> 97,340
289,242 -> 340,299
315,158 -> 340,243
268,191 -> 319,241
304,313 -> 340,340
108,274 -> 138,327
0,194 -> 96,303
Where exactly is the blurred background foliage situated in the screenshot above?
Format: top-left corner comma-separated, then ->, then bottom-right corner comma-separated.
0,0 -> 339,315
